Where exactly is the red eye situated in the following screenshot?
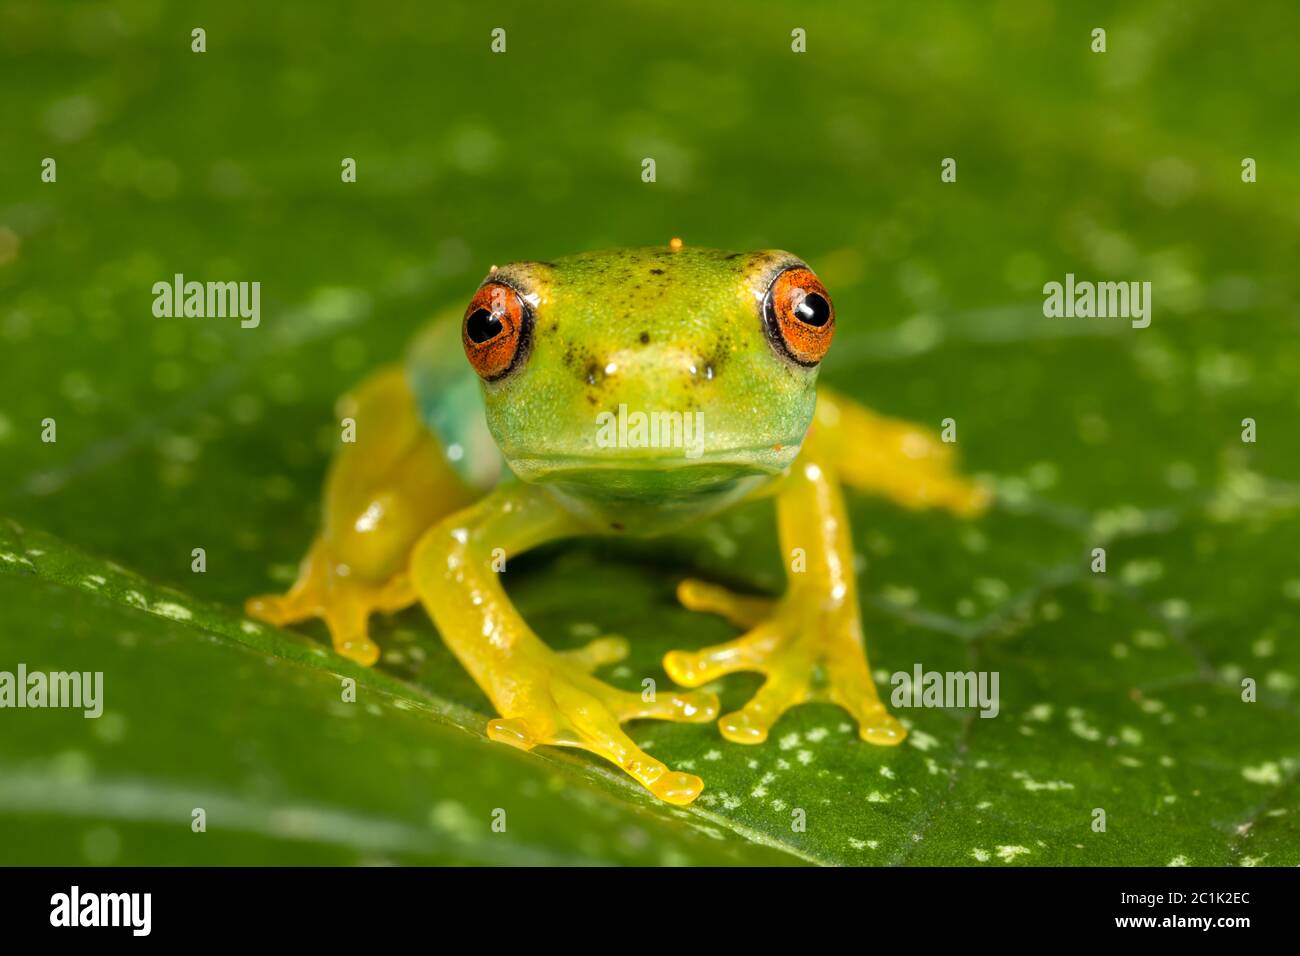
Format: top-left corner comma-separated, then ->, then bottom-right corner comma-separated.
462,282 -> 531,381
763,267 -> 835,366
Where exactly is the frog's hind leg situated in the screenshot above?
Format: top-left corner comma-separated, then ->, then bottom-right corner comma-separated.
245,538 -> 417,665
246,364 -> 477,665
813,385 -> 990,515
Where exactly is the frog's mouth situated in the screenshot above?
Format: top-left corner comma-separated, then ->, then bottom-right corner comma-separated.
502,445 -> 797,533
510,454 -> 785,533
507,442 -> 799,485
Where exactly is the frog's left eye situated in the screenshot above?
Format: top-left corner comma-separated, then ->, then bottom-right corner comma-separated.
462,281 -> 532,381
762,266 -> 835,366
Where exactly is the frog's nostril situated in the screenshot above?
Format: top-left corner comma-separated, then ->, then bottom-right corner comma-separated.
685,360 -> 716,381
583,359 -> 623,385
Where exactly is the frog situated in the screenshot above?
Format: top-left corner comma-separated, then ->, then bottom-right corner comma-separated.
246,242 -> 988,805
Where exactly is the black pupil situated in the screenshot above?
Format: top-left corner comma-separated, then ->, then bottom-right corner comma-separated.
794,291 -> 831,327
466,307 -> 503,343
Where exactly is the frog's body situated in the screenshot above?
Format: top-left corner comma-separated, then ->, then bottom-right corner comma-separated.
248,245 -> 988,804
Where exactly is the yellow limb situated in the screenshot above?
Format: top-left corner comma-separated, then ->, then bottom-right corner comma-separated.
666,425 -> 905,745
409,482 -> 720,805
813,385 -> 990,516
664,388 -> 987,744
247,365 -> 474,665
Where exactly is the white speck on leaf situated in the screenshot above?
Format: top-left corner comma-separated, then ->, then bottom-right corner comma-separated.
1242,762 -> 1281,785
154,602 -> 193,621
908,729 -> 939,752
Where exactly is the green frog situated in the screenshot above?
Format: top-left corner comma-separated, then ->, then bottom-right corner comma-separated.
247,242 -> 988,804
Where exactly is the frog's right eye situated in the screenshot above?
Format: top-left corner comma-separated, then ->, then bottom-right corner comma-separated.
462,281 -> 532,381
762,266 -> 834,367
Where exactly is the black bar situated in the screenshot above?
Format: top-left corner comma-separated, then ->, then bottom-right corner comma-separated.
0,866 -> 1288,941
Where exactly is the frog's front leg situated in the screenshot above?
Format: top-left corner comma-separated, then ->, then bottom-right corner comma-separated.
664,389 -> 990,745
664,438 -> 905,744
409,482 -> 720,804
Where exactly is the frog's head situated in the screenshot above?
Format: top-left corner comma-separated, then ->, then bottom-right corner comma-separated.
460,245 -> 835,524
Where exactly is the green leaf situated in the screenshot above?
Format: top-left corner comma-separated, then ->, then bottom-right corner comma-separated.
0,519 -> 800,865
3,0 -> 1299,866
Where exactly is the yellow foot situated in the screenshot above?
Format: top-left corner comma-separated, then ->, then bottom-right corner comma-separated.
245,538 -> 415,666
663,579 -> 905,747
486,635 -> 720,805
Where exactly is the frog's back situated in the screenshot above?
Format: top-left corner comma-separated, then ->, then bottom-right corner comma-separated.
405,307 -> 504,492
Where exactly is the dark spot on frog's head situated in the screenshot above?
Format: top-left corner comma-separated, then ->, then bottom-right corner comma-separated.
584,362 -> 602,386
609,521 -> 625,532
639,331 -> 650,345
649,268 -> 664,275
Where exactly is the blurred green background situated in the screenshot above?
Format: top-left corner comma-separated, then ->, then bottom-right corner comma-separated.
1,0 -> 1298,865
